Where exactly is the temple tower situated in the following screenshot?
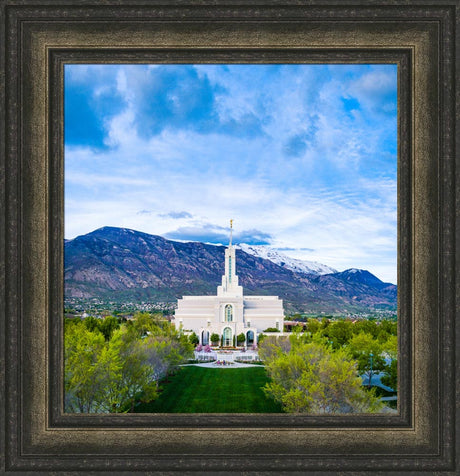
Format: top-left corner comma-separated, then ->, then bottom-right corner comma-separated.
218,219 -> 243,297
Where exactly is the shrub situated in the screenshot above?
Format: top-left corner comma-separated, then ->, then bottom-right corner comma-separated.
189,332 -> 199,345
237,333 -> 246,345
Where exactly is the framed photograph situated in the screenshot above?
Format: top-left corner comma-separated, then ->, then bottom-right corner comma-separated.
63,61 -> 399,417
1,1 -> 457,473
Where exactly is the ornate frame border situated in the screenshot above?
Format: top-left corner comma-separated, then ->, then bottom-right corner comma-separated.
1,1 -> 457,473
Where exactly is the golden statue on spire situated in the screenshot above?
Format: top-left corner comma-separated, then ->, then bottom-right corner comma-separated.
229,219 -> 234,246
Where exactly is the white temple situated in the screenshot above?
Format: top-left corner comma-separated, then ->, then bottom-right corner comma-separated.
174,221 -> 284,346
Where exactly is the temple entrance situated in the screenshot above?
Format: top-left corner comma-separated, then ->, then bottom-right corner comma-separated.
201,330 -> 209,345
246,330 -> 254,345
223,327 -> 232,347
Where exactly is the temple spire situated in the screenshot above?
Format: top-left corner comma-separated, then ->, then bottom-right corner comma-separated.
229,219 -> 233,246
216,218 -> 242,296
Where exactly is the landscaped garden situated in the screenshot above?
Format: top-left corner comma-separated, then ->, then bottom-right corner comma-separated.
134,366 -> 284,413
64,312 -> 397,414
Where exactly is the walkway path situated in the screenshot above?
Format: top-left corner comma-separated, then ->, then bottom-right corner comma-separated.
361,373 -> 395,392
181,362 -> 264,369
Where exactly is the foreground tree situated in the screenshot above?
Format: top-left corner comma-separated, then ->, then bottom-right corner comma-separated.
258,335 -> 291,361
64,322 -> 107,413
65,313 -> 193,413
261,338 -> 382,414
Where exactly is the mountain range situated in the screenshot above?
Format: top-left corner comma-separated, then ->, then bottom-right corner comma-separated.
64,226 -> 397,314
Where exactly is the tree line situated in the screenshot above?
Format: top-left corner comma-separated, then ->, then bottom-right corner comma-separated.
65,313 -> 397,414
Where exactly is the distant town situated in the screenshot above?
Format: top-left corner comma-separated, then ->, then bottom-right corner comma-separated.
64,297 -> 397,323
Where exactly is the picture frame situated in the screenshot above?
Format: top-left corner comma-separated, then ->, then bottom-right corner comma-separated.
1,1 -> 457,473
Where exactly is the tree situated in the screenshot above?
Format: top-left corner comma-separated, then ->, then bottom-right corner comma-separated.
237,333 -> 246,346
99,315 -> 120,341
380,334 -> 397,391
305,318 -> 321,335
64,323 -> 153,413
322,320 -> 354,348
347,332 -> 385,387
64,313 -> 193,413
262,340 -> 382,414
381,334 -> 397,360
82,315 -> 101,333
353,320 -> 379,339
381,358 -> 397,391
379,319 -> 397,337
158,332 -> 194,377
112,328 -> 159,411
289,323 -> 304,333
258,335 -> 291,362
129,311 -> 165,338
210,333 -> 220,345
320,318 -> 330,330
65,321 -> 110,413
188,332 -> 199,346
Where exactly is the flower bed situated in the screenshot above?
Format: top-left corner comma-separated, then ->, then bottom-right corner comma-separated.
213,360 -> 234,366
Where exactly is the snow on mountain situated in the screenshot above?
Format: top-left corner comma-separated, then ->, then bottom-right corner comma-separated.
237,244 -> 337,276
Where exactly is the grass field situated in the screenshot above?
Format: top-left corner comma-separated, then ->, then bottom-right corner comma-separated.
134,365 -> 284,413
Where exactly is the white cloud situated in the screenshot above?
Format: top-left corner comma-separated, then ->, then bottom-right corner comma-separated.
66,171 -> 151,188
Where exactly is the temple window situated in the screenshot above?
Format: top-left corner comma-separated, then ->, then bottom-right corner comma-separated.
225,304 -> 233,322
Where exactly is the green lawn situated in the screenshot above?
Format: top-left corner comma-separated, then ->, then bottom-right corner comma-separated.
134,365 -> 284,413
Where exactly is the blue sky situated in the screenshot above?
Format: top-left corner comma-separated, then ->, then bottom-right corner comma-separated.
65,64 -> 397,283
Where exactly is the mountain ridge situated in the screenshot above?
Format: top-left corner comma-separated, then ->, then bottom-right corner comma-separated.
65,226 -> 397,314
